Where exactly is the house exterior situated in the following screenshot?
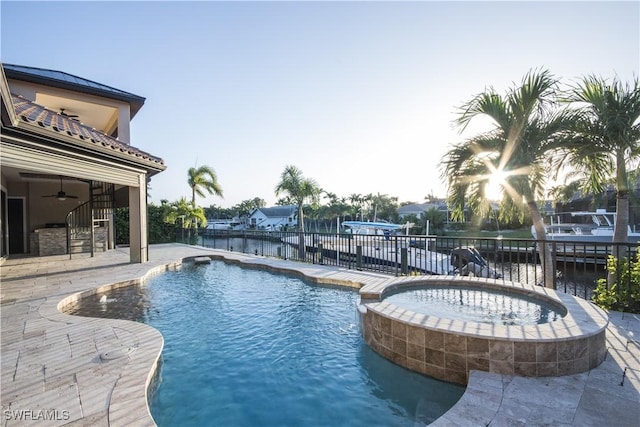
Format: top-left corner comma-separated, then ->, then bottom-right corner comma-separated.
248,205 -> 297,230
397,201 -> 449,220
0,63 -> 166,263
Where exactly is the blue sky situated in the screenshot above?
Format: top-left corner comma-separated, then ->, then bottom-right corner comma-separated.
2,1 -> 638,208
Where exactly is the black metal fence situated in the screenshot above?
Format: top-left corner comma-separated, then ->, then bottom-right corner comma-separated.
182,228 -> 638,304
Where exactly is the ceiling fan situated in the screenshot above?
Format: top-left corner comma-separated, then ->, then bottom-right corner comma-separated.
59,108 -> 79,118
42,177 -> 78,201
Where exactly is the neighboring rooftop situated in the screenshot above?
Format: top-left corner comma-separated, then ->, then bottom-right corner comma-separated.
253,205 -> 297,217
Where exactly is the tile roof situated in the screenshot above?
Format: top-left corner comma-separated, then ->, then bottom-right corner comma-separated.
254,205 -> 297,217
11,94 -> 164,168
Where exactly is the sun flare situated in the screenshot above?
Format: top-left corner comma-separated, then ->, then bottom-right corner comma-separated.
486,169 -> 508,200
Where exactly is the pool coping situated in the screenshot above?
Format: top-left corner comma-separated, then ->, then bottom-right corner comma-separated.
2,247 -> 386,426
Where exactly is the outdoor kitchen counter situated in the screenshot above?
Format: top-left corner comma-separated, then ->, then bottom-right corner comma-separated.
31,227 -> 67,256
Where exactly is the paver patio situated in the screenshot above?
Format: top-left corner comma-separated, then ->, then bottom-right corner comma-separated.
1,244 -> 638,426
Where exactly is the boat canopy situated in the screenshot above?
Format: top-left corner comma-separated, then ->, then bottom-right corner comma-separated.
342,221 -> 404,231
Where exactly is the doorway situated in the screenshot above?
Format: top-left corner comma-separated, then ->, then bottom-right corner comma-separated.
8,197 -> 25,254
1,190 -> 6,257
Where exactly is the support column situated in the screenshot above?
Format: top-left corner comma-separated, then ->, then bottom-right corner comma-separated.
128,173 -> 147,263
117,107 -> 131,143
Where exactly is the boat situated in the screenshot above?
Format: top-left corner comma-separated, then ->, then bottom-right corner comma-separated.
206,219 -> 245,231
341,220 -> 407,237
531,209 -> 640,243
281,221 -> 499,278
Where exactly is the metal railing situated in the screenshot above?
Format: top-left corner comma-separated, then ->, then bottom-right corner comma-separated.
190,228 -> 637,305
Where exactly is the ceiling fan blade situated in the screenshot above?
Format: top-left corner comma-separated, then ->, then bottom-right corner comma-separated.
42,192 -> 79,199
41,177 -> 80,199
59,108 -> 79,118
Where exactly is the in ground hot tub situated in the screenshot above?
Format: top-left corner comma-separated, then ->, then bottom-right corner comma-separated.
358,276 -> 608,385
384,285 -> 567,326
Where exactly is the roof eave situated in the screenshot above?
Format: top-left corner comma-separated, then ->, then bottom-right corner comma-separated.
3,65 -> 145,118
0,66 -> 18,126
9,120 -> 166,174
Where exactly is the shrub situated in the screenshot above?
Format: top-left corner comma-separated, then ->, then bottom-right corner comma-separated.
114,205 -> 177,245
592,248 -> 640,313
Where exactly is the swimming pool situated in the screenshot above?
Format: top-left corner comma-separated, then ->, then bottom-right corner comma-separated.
65,260 -> 464,426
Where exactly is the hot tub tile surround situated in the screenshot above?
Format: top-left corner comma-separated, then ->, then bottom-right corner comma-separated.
358,276 -> 609,385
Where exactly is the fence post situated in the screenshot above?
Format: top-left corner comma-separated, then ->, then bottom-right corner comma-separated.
394,236 -> 399,276
401,247 -> 408,275
552,242 -> 557,290
356,245 -> 363,270
318,242 -> 324,265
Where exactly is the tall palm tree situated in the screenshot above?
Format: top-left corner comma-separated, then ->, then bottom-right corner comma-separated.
323,192 -> 350,232
558,75 -> 640,284
441,69 -> 566,288
187,165 -> 223,207
274,165 -> 321,258
560,75 -> 640,243
348,194 -> 364,221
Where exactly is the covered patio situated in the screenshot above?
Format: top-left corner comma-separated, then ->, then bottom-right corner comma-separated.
1,63 -> 166,264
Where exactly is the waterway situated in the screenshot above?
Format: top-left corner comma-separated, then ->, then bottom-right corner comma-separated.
198,236 -> 602,300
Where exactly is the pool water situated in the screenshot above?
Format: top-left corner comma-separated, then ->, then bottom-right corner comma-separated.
65,261 -> 464,426
385,286 -> 566,326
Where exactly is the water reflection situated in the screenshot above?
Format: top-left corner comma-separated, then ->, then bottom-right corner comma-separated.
358,344 -> 464,425
64,285 -> 151,321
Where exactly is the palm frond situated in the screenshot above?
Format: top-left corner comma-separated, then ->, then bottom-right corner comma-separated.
455,91 -> 511,134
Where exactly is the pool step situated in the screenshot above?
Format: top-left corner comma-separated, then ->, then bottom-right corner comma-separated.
194,256 -> 211,265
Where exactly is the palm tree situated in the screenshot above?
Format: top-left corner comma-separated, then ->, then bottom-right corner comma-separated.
560,75 -> 640,242
274,165 -> 321,258
323,192 -> 350,232
559,75 -> 640,284
187,165 -> 223,207
164,197 -> 208,243
547,180 -> 584,208
348,194 -> 364,221
441,69 -> 566,288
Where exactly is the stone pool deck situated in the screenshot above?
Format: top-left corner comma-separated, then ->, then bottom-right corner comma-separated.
1,243 -> 638,426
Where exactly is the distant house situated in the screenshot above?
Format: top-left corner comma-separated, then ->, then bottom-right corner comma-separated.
397,201 -> 449,220
538,200 -> 556,218
248,205 -> 297,230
